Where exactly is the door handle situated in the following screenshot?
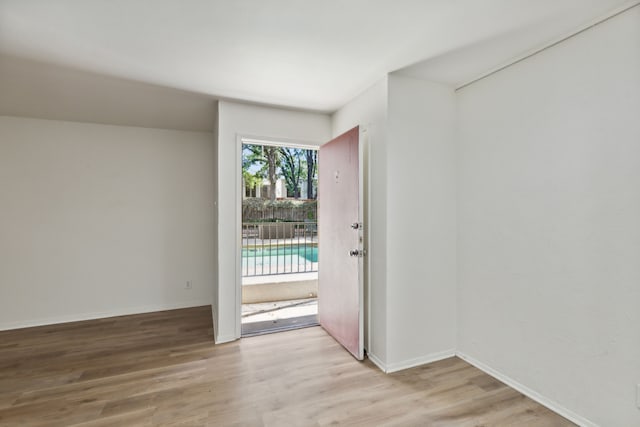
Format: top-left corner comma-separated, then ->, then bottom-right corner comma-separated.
349,249 -> 366,257
350,222 -> 362,230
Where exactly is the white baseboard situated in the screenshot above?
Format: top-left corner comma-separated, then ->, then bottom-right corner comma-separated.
0,300 -> 213,332
367,351 -> 387,372
367,348 -> 593,426
386,349 -> 456,373
456,351 -> 598,427
214,333 -> 238,344
367,349 -> 456,374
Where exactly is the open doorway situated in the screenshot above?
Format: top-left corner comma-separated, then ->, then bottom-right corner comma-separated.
240,140 -> 319,336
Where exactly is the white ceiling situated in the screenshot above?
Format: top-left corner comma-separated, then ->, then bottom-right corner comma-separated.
0,0 -> 632,112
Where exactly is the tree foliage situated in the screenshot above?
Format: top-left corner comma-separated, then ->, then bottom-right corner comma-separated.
279,147 -> 304,198
242,144 -> 280,201
242,143 -> 317,200
305,149 -> 317,200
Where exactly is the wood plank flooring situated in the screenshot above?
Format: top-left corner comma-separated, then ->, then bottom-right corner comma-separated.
0,306 -> 574,426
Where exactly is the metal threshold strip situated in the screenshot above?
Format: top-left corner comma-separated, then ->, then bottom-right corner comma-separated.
241,314 -> 319,337
241,299 -> 316,318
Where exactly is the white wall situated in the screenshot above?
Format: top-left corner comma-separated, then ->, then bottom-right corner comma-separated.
0,116 -> 216,330
0,54 -> 217,132
457,7 -> 640,427
331,75 -> 457,372
332,77 -> 388,366
215,101 -> 331,343
386,74 -> 457,369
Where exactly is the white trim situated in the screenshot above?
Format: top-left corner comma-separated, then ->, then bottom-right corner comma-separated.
360,123 -> 374,357
235,134 -> 243,340
456,0 -> 640,91
235,133 -> 325,342
357,125 -> 365,360
214,333 -> 238,344
385,349 -> 456,373
367,351 -> 387,373
240,134 -> 322,150
0,300 -> 213,332
456,351 -> 598,427
211,306 -> 219,342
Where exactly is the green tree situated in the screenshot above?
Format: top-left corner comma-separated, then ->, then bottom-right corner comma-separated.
304,149 -> 317,199
242,144 -> 281,201
279,147 -> 304,198
242,170 -> 261,197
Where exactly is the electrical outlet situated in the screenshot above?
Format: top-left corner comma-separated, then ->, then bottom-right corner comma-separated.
185,281 -> 192,290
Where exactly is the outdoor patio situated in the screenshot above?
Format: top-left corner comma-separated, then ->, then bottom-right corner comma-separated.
241,210 -> 319,335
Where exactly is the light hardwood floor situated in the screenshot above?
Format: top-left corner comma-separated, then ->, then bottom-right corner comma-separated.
0,306 -> 574,426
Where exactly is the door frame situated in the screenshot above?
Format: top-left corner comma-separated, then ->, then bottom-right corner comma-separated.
358,128 -> 367,357
234,134 -> 323,339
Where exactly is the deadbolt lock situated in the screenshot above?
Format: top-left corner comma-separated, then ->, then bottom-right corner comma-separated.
349,249 -> 366,257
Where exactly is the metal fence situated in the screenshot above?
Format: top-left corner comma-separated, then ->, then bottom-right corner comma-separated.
242,222 -> 318,277
242,203 -> 317,222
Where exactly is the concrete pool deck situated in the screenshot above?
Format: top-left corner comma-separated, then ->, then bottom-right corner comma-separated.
241,297 -> 318,324
242,272 -> 318,303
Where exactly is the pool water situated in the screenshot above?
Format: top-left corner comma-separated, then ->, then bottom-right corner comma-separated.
242,245 -> 318,262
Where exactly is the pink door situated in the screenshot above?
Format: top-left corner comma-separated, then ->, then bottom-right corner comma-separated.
318,126 -> 363,360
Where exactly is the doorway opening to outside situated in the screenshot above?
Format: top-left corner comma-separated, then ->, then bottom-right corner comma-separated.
240,140 -> 319,337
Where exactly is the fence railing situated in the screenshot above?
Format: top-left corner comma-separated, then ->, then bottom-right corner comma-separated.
242,202 -> 317,222
242,222 -> 318,277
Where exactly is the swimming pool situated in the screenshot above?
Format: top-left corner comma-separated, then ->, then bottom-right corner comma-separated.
243,245 -> 318,262
242,244 -> 318,276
